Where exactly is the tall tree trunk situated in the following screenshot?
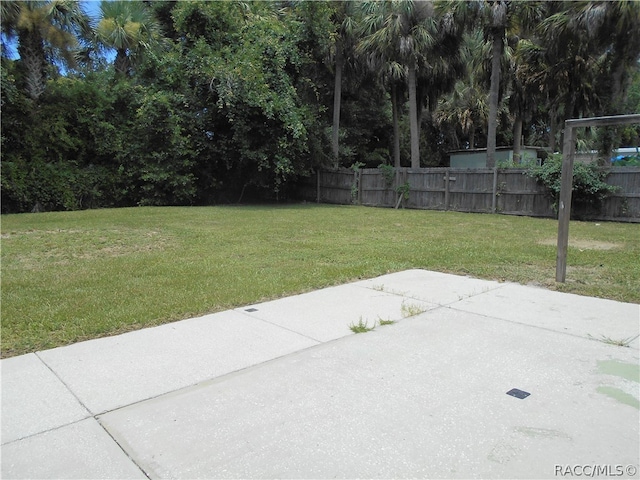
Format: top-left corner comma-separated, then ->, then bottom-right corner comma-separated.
18,30 -> 47,100
558,98 -> 575,153
332,40 -> 343,169
114,49 -> 130,77
408,63 -> 420,169
469,127 -> 475,150
486,31 -> 503,168
549,106 -> 557,152
610,62 -> 626,110
391,82 -> 401,168
513,116 -> 523,164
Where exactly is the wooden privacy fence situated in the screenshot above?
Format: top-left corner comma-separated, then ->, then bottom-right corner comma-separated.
298,167 -> 640,222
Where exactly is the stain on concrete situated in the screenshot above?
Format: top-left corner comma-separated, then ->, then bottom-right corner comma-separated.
596,386 -> 640,410
513,427 -> 572,440
487,442 -> 519,464
597,360 -> 640,383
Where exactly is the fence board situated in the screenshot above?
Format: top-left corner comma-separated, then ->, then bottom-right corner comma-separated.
360,169 -> 396,207
298,167 -> 640,222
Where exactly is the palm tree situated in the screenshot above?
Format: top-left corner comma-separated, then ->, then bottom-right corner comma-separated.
330,1 -> 360,169
569,1 -> 640,111
359,0 -> 439,169
482,0 -> 509,168
415,3 -> 467,159
435,29 -> 489,149
510,39 -> 539,160
0,2 -> 21,53
506,2 -> 546,161
568,1 -> 640,158
527,1 -> 626,151
95,0 -> 163,77
1,0 -> 90,99
359,48 -> 407,167
358,2 -> 403,168
470,0 -> 547,165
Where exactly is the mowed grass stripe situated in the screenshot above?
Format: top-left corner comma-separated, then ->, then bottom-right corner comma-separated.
1,204 -> 638,357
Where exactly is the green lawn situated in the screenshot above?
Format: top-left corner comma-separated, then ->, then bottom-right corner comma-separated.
2,204 -> 638,358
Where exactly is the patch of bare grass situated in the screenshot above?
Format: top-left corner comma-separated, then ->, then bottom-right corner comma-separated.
537,239 -> 622,250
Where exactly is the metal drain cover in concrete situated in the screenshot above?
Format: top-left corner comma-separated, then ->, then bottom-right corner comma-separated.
506,388 -> 530,399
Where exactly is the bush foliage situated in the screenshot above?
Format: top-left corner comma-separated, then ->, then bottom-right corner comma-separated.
527,154 -> 618,216
2,1 -> 639,213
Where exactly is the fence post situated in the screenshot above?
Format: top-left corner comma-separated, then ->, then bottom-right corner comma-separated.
395,168 -> 409,209
491,167 -> 498,213
444,169 -> 450,211
316,170 -> 320,203
395,168 -> 400,208
403,168 -> 409,208
556,125 -> 576,282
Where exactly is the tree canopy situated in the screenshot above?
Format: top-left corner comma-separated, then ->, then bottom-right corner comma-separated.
2,0 -> 639,213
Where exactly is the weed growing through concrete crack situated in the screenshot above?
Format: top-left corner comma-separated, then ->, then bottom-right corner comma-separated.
401,301 -> 427,318
349,317 -> 375,333
378,318 -> 396,326
588,333 -> 640,348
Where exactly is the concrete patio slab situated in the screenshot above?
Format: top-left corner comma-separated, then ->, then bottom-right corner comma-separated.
1,353 -> 90,444
452,283 -> 640,348
99,306 -> 639,479
238,283 -> 436,342
2,269 -> 639,480
355,269 -> 505,305
37,310 -> 319,414
1,418 -> 146,479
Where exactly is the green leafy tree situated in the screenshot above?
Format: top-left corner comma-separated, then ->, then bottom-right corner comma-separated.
415,2 -> 466,145
505,2 -> 546,162
572,1 -> 640,112
1,70 -> 120,212
119,88 -> 197,205
357,26 -> 406,168
435,29 -> 489,150
482,0 -> 509,167
1,0 -> 90,99
359,0 -> 440,169
574,1 -> 640,159
95,0 -> 164,76
170,1 -> 314,199
329,1 -> 360,168
527,1 -> 640,152
359,0 -> 466,168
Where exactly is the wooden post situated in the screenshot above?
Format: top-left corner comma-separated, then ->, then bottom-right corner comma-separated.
395,168 -> 400,208
556,124 -> 576,282
555,114 -> 640,283
316,170 -> 321,203
444,169 -> 450,211
491,167 -> 498,213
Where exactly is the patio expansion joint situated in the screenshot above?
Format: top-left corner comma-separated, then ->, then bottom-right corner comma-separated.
438,281 -> 511,307
3,409 -> 151,479
236,309 -> 324,344
0,353 -> 97,445
93,339 -> 340,418
95,417 -> 152,480
445,303 -> 639,350
1,416 -> 91,447
360,278 -> 510,308
34,351 -> 93,417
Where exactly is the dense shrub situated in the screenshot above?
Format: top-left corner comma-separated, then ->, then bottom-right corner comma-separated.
527,154 -> 618,217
